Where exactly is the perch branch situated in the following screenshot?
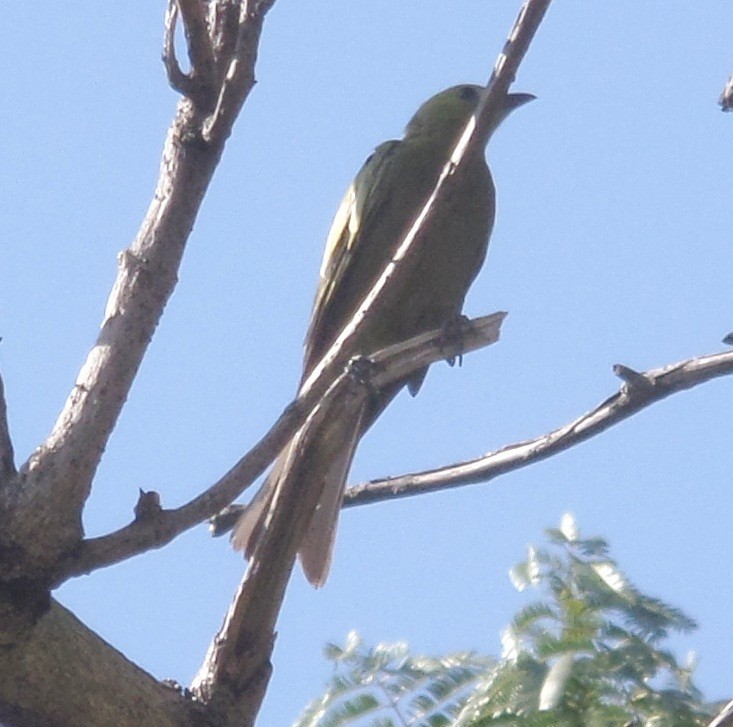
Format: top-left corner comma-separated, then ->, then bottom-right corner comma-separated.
56,313 -> 505,584
344,347 -> 733,507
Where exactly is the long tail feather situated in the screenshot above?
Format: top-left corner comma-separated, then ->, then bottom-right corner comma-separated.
298,421 -> 361,586
232,401 -> 366,587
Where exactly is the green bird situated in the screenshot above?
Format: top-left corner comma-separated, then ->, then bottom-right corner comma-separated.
232,84 -> 533,586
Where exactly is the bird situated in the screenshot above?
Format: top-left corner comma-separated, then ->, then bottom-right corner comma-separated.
232,84 -> 533,587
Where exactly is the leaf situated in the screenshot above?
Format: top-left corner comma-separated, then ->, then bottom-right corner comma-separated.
538,653 -> 574,710
559,513 -> 579,542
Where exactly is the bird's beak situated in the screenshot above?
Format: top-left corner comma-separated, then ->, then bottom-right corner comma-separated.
505,92 -> 537,112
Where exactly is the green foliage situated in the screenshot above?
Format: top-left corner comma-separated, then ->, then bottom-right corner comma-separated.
297,515 -> 716,726
295,631 -> 494,726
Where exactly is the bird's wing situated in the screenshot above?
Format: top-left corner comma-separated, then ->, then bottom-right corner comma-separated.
302,140 -> 401,378
233,141 -> 403,575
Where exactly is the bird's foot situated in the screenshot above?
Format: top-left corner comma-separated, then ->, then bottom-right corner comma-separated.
438,314 -> 473,367
346,355 -> 383,405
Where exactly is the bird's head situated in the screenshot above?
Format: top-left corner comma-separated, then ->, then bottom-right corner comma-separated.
404,84 -> 534,142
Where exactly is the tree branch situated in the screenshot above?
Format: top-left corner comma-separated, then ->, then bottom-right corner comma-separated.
344,347 -> 733,507
203,1 -> 272,144
56,312 -> 505,584
0,600 -> 207,727
164,0 -> 220,107
709,699 -> 733,727
0,371 -> 15,485
177,0 -> 217,90
163,1 -> 192,96
0,1 -> 278,584
191,316 -> 506,725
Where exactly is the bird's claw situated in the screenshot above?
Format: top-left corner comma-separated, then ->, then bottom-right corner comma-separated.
438,314 -> 473,367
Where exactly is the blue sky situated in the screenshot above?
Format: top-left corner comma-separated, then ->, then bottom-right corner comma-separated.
2,2 -> 732,724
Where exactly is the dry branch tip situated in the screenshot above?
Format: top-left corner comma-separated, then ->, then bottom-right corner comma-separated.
612,363 -> 654,390
134,489 -> 163,521
163,0 -> 195,97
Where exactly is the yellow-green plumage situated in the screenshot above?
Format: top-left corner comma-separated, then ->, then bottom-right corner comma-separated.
233,84 -> 532,586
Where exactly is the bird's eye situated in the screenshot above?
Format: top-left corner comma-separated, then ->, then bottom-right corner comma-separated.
458,86 -> 479,101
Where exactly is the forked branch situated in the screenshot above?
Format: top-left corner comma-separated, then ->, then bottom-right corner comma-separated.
0,0 -> 278,583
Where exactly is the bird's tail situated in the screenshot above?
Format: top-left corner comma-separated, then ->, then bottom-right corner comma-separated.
231,403 -> 364,587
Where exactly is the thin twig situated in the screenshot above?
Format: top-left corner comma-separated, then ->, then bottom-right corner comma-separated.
210,342 -> 733,535
56,313 -> 505,583
164,0 -> 219,107
177,0 -> 217,90
472,0 -> 551,147
0,371 -> 16,484
163,0 -> 193,96
203,1 -> 275,144
344,347 -> 733,507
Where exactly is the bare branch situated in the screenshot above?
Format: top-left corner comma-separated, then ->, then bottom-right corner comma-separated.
208,0 -> 240,67
209,313 -> 508,536
0,371 -> 15,484
193,367 -> 369,726
211,339 -> 733,535
56,390 -> 307,583
163,0 -> 193,96
56,312 -> 505,583
344,347 -> 733,507
709,699 -> 733,727
190,317 -> 506,723
472,0 -> 551,146
0,600 -> 204,727
203,4 -> 266,144
177,0 -> 217,89
1,1 -> 279,582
